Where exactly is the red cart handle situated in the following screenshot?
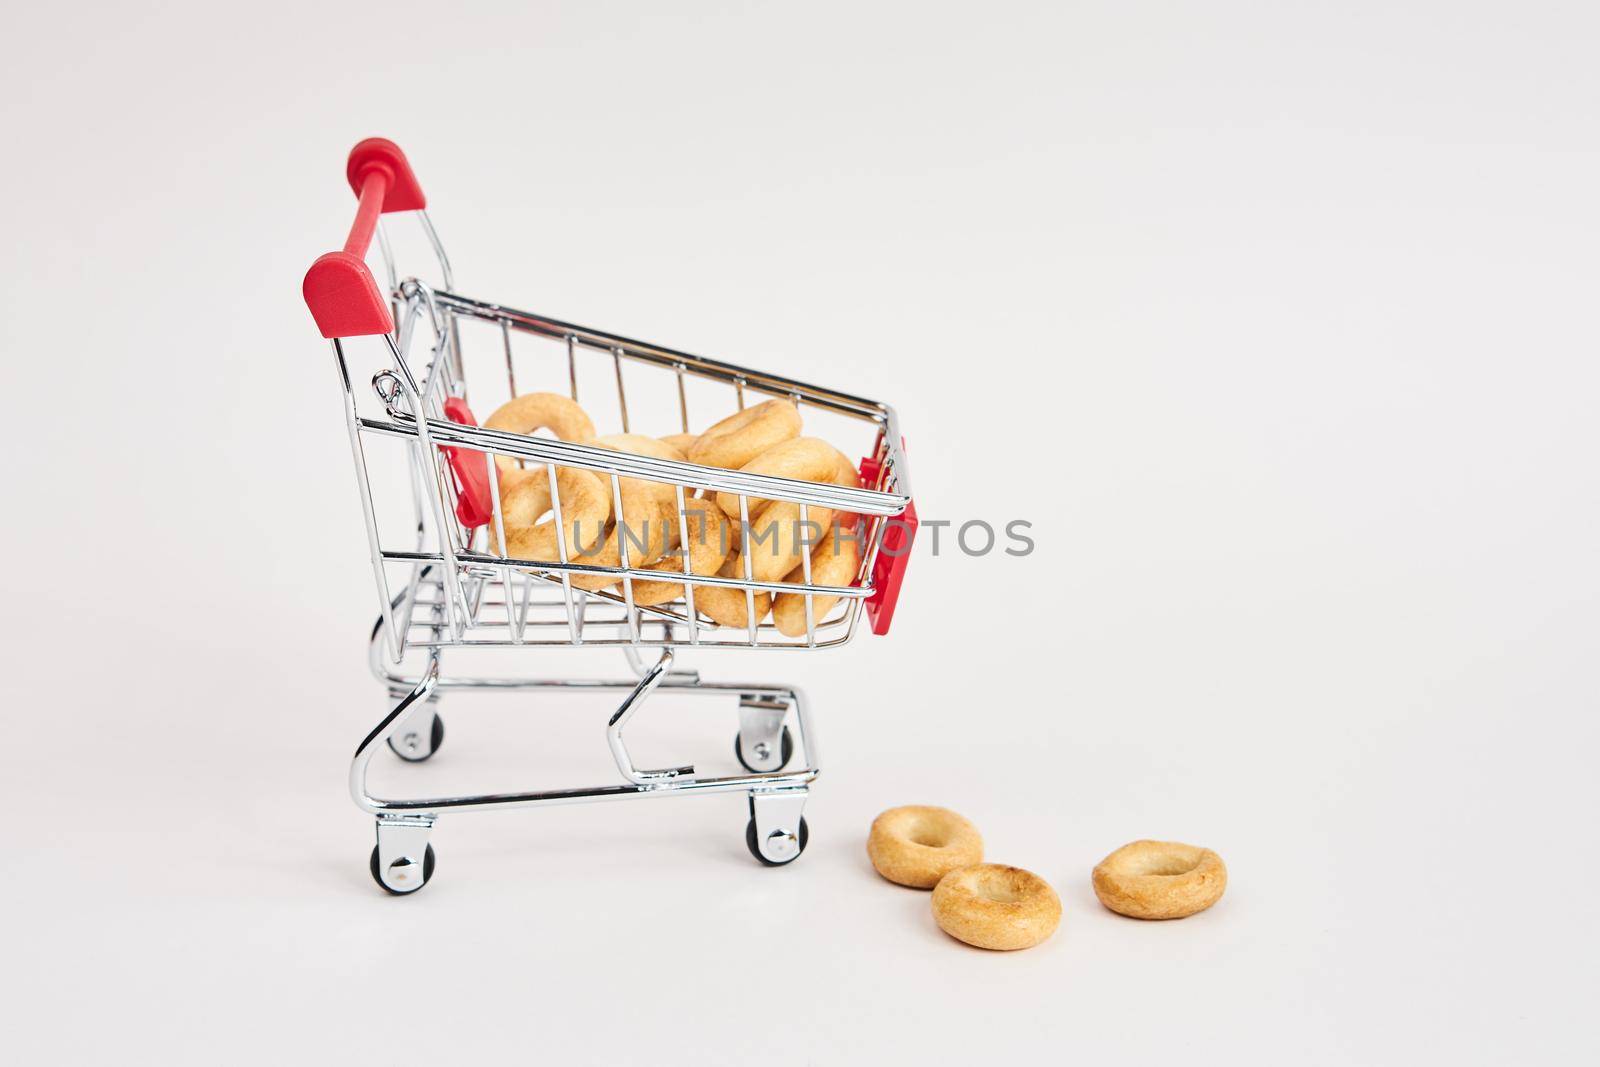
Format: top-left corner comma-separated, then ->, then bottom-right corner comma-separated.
302,138 -> 427,339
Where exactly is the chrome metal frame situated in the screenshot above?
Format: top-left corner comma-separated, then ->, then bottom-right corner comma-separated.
331,208 -> 910,892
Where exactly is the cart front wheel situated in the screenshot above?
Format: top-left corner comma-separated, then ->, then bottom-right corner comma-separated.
745,815 -> 809,866
369,843 -> 436,895
388,712 -> 445,762
733,725 -> 793,773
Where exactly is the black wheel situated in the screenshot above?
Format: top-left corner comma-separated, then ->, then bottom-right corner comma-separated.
388,713 -> 445,762
745,815 -> 809,866
733,725 -> 793,773
369,843 -> 436,895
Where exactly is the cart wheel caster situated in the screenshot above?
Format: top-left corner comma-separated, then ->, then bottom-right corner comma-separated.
745,813 -> 809,866
734,725 -> 793,773
369,843 -> 436,895
388,712 -> 444,762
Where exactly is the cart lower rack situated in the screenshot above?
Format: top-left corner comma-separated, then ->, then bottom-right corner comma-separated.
304,139 -> 916,893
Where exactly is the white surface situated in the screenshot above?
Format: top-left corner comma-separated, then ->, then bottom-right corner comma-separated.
4,2 -> 1598,1063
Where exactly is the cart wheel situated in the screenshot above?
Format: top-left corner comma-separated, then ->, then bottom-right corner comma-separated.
388,712 -> 445,762
369,843 -> 436,895
734,725 -> 793,773
745,815 -> 809,867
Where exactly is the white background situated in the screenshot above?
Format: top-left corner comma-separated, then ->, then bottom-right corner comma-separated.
4,1 -> 1597,1063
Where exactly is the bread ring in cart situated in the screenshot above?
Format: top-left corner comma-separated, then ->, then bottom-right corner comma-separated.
630,497 -> 733,607
491,467 -> 612,567
774,524 -> 862,637
566,434 -> 690,591
735,449 -> 861,582
688,398 -> 802,469
483,392 -> 596,484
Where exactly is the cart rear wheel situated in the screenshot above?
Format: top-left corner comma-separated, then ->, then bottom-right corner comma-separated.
745,815 -> 809,866
733,725 -> 793,773
369,843 -> 436,895
388,712 -> 445,762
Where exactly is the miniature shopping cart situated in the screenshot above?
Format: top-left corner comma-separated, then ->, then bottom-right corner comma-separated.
303,139 -> 917,894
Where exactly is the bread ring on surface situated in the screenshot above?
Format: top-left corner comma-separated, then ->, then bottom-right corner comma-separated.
629,498 -> 733,607
483,392 -> 596,475
688,399 -> 801,470
694,550 -> 771,628
867,806 -> 984,889
773,523 -> 862,636
932,865 -> 1062,951
1092,840 -> 1227,920
492,468 -> 612,567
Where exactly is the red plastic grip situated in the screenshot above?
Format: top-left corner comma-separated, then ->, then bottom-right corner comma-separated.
346,138 -> 426,214
859,439 -> 916,636
303,138 -> 426,339
441,398 -> 494,529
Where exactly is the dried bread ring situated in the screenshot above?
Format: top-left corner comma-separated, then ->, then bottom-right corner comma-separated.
483,392 -> 596,477
1091,840 -> 1227,920
688,399 -> 801,470
566,497 -> 679,592
867,806 -> 983,888
492,467 -> 611,567
714,437 -> 849,518
694,550 -> 771,628
932,865 -> 1062,951
586,432 -> 688,518
592,433 -> 686,466
486,432 -> 673,541
773,523 -> 861,636
659,433 -> 700,455
629,498 -> 732,607
735,450 -> 860,582
565,434 -> 687,591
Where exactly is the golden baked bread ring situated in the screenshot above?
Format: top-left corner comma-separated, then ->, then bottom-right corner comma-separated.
588,433 -> 687,508
483,392 -> 597,476
932,864 -> 1062,951
773,523 -> 861,636
592,433 -> 686,466
694,550 -> 771,628
733,449 -> 860,583
867,806 -> 984,888
659,432 -> 700,455
714,437 -> 848,518
565,434 -> 686,591
566,497 -> 678,591
1092,840 -> 1227,920
688,399 -> 801,470
493,467 -> 612,566
630,497 -> 732,607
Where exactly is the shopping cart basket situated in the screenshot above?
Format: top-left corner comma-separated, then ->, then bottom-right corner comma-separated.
303,139 -> 916,894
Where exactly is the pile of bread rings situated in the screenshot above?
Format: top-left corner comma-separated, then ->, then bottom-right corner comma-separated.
479,391 -> 862,634
867,806 -> 1226,950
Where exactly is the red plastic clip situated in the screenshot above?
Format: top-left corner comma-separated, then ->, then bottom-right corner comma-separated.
858,438 -> 916,636
441,398 -> 493,529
